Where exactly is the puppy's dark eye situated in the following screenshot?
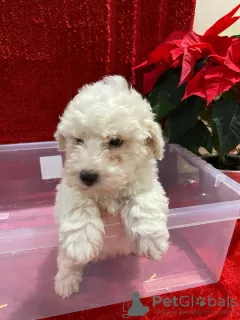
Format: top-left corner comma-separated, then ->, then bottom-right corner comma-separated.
109,138 -> 124,147
76,138 -> 84,144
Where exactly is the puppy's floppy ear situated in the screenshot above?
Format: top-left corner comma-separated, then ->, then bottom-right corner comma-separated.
145,120 -> 165,160
54,125 -> 66,151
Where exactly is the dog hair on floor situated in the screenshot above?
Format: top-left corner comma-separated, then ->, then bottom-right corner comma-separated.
53,75 -> 169,298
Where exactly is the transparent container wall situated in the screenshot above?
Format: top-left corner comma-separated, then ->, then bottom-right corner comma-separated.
0,144 -> 60,207
1,142 -> 240,230
0,143 -> 61,230
0,221 -> 237,320
158,144 -> 240,209
0,141 -> 240,320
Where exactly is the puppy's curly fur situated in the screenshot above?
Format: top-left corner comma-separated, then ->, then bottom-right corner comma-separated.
53,76 -> 169,298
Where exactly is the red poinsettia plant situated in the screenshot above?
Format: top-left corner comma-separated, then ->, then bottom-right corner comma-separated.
134,4 -> 240,170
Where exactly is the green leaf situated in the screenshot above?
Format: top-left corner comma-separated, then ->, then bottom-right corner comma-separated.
151,99 -> 176,122
148,68 -> 186,121
167,96 -> 205,140
212,97 -> 240,156
211,120 -> 220,154
199,104 -> 213,124
164,119 -> 171,137
170,120 -> 213,154
222,90 -> 235,99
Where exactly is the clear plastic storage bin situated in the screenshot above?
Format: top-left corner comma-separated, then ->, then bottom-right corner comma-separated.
0,141 -> 240,320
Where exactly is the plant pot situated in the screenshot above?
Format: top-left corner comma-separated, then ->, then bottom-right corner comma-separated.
202,154 -> 240,184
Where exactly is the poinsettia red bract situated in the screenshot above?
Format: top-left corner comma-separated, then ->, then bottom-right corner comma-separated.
134,4 -> 240,102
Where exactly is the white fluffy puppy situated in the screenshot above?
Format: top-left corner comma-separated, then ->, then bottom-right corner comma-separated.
53,75 -> 169,298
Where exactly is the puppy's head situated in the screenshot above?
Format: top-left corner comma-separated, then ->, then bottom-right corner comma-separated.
55,76 -> 164,195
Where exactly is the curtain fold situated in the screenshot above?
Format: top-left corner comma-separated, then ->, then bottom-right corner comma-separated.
0,0 -> 196,143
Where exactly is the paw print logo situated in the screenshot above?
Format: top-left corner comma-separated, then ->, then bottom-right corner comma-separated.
122,292 -> 149,318
196,296 -> 206,307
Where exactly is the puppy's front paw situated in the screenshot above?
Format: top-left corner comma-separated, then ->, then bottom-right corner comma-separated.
63,233 -> 103,264
61,223 -> 104,264
136,234 -> 169,260
55,273 -> 81,298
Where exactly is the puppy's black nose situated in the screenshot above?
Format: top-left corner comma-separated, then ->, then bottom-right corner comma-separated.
79,170 -> 98,186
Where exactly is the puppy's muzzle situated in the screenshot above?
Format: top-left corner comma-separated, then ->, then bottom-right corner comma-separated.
79,170 -> 99,186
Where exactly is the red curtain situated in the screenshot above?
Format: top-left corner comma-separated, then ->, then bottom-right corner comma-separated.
0,0 -> 196,144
